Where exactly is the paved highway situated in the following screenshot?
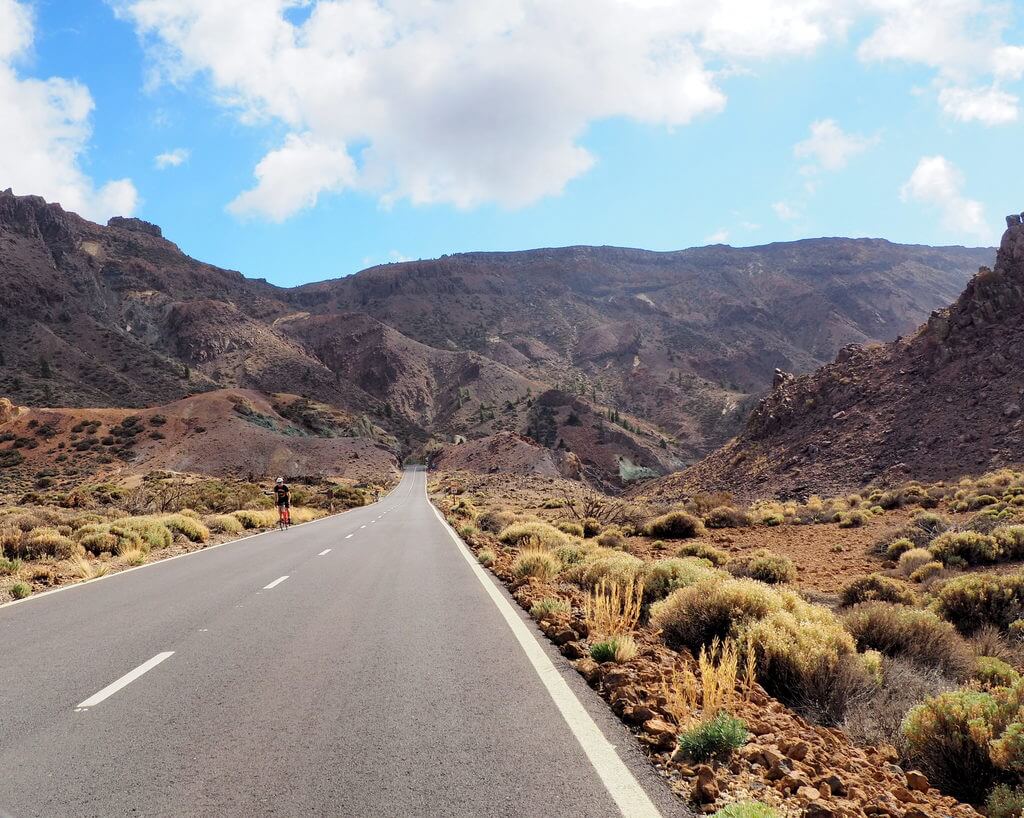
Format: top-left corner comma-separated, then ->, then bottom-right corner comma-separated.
0,468 -> 685,817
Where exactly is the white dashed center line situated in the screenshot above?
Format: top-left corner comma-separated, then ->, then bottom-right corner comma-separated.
360,525 -> 366,529
76,652 -> 174,710
345,534 -> 353,539
318,549 -> 331,556
263,576 -> 289,590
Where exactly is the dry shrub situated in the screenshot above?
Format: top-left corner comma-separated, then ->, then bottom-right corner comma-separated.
929,530 -> 1000,566
595,526 -> 626,549
643,557 -> 722,603
22,527 -> 81,560
699,638 -> 740,716
118,545 -> 147,566
727,549 -> 796,584
704,506 -> 752,529
840,574 -> 913,607
898,547 -> 936,576
0,525 -> 21,557
909,561 -> 945,584
498,520 -> 568,549
661,664 -> 700,726
556,520 -> 585,537
995,525 -> 1024,560
476,507 -> 519,533
975,656 -> 1021,688
567,550 -> 645,590
205,514 -> 244,534
511,547 -> 559,581
122,518 -> 174,549
837,509 -> 871,528
644,510 -> 705,540
584,577 -> 643,638
675,542 -> 729,566
157,514 -> 210,543
651,578 -> 778,651
935,571 -> 1024,634
842,656 -> 956,756
231,509 -> 277,529
885,537 -> 916,559
972,625 -> 1024,666
843,602 -> 974,679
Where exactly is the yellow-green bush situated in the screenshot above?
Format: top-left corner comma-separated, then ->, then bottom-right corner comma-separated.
157,514 -> 210,544
843,602 -> 973,679
975,657 -> 1021,689
498,520 -> 568,549
650,577 -> 779,650
566,550 -> 645,589
231,509 -> 277,529
840,574 -> 914,607
556,520 -> 585,537
205,514 -> 245,534
837,509 -> 871,528
642,557 -> 722,603
929,530 -> 1000,566
675,542 -> 728,566
728,549 -> 796,584
511,549 -> 560,581
121,518 -> 174,550
995,526 -> 1024,560
909,561 -> 945,584
644,510 -> 705,540
595,526 -> 627,549
935,572 -> 1024,634
22,527 -> 81,560
898,547 -> 936,576
475,507 -> 519,534
885,537 -> 916,560
704,506 -> 752,529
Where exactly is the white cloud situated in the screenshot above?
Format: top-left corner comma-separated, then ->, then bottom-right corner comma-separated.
154,147 -> 190,168
111,0 -> 1024,220
794,119 -> 877,172
228,132 -> 356,221
900,155 -> 991,240
0,0 -> 138,221
773,201 -> 800,221
705,228 -> 730,244
938,84 -> 1019,124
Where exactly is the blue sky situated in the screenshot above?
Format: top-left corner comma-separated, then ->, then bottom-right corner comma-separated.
2,0 -> 1023,287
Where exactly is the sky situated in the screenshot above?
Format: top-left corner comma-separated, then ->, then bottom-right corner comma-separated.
1,0 -> 1022,287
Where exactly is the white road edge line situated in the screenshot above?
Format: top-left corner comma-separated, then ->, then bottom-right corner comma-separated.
263,575 -> 290,590
76,652 -> 174,709
0,478 -> 407,612
424,475 -> 662,818
345,534 -> 353,539
318,549 -> 332,556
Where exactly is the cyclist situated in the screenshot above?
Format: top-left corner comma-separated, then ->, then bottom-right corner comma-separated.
273,477 -> 291,526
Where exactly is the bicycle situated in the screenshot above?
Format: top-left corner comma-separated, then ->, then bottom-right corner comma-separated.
277,505 -> 291,531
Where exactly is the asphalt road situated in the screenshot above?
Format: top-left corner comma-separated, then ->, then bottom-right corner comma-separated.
0,468 -> 686,818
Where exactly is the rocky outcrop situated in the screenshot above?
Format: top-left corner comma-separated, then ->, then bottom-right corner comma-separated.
654,214 -> 1024,497
107,216 -> 163,238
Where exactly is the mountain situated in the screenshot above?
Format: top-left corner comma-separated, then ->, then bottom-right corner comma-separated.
648,212 -> 1024,499
0,188 -> 993,484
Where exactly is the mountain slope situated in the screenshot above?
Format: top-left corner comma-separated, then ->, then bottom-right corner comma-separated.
0,188 -> 993,484
648,214 -> 1024,499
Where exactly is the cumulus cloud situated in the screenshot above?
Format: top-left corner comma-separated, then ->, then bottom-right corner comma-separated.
0,0 -> 138,220
900,155 -> 991,240
938,85 -> 1019,124
705,228 -> 730,244
773,201 -> 800,221
794,119 -> 877,172
111,0 -> 1023,220
154,147 -> 190,168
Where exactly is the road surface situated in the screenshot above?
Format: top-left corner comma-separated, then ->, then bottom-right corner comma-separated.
0,468 -> 685,817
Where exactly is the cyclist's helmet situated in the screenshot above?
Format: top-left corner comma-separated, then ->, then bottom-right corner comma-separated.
276,477 -> 284,484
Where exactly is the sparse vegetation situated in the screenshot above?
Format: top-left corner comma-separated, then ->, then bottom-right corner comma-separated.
840,574 -> 913,607
644,510 -> 705,540
530,596 -> 569,619
511,548 -> 560,580
675,542 -> 728,566
711,803 -> 779,818
676,711 -> 748,762
726,549 -> 796,584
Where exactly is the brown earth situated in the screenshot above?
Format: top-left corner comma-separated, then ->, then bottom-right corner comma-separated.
652,214 -> 1024,500
0,188 -> 992,486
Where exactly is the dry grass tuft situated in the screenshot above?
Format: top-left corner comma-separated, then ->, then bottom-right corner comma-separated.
584,577 -> 643,638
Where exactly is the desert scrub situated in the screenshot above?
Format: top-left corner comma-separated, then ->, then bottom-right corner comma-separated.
885,537 -> 916,560
566,551 -> 645,590
975,656 -> 1021,688
231,509 -> 277,529
595,526 -> 626,550
530,597 -> 570,619
711,803 -> 779,818
995,525 -> 1024,560
157,514 -> 210,543
555,520 -> 584,537
204,514 -> 245,534
122,518 -> 174,550
10,581 -> 31,599
676,712 -> 748,762
750,500 -> 787,527
0,556 -> 21,575
909,560 -> 945,584
839,574 -> 913,607
727,549 -> 796,584
644,510 -> 705,540
897,547 -> 936,576
498,520 -> 568,549
476,507 -> 519,534
934,572 -> 1024,634
703,506 -> 752,529
988,785 -> 1024,818
929,530 -> 1000,566
21,527 -> 80,560
511,548 -> 559,581
476,548 -> 496,567
643,557 -> 722,603
553,542 -> 587,566
651,578 -> 779,651
837,509 -> 871,528
584,578 -> 643,637
589,635 -> 638,664
843,602 -> 974,679
675,542 -> 728,566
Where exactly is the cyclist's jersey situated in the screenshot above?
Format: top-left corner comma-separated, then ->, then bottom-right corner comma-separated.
274,484 -> 290,507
